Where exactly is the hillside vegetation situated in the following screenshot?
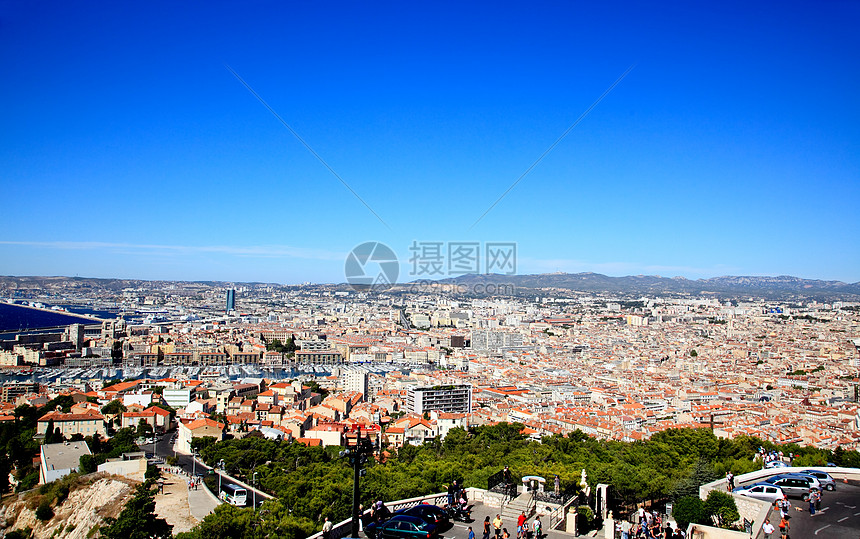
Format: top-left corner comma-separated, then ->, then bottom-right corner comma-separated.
185,424 -> 860,538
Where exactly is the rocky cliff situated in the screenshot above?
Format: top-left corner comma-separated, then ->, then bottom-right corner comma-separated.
0,476 -> 135,539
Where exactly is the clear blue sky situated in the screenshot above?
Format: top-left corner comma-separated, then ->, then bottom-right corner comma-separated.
1,1 -> 858,284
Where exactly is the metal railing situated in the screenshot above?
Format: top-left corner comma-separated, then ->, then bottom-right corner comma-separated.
547,492 -> 581,531
488,470 -> 517,502
533,485 -> 577,505
308,491 -> 449,539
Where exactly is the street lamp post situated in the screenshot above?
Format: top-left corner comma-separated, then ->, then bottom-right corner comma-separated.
218,459 -> 225,499
342,433 -> 375,538
192,450 -> 198,478
252,471 -> 258,509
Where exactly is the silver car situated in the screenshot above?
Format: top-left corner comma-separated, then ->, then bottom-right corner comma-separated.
732,483 -> 784,503
781,473 -> 822,491
763,476 -> 813,500
799,469 -> 836,491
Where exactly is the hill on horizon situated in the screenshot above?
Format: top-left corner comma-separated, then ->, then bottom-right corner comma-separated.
424,272 -> 860,300
2,273 -> 859,300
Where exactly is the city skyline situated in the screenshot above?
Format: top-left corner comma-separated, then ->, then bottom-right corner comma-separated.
1,1 -> 858,284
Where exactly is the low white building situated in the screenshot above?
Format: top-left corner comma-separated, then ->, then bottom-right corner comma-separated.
40,441 -> 91,484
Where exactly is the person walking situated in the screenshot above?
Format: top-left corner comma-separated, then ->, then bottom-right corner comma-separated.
468,527 -> 476,539
483,516 -> 491,539
762,518 -> 775,539
778,516 -> 789,539
502,529 -> 510,539
532,517 -> 542,539
517,511 -> 527,539
808,492 -> 816,516
777,496 -> 791,519
494,514 -> 503,539
322,517 -> 333,539
640,520 -> 651,539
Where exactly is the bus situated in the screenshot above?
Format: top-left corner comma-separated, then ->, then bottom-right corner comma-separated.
220,484 -> 248,506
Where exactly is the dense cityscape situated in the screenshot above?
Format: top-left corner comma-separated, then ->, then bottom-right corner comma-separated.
2,276 -> 858,452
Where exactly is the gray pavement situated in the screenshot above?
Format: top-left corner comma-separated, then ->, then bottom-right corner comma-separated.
187,478 -> 221,520
776,483 -> 860,539
417,501 -> 576,539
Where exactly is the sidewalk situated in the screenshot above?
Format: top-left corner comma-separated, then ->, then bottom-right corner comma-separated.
455,501 -> 579,539
187,474 -> 221,521
153,473 -> 202,535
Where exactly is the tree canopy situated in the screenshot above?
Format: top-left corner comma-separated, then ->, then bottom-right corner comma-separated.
100,482 -> 172,539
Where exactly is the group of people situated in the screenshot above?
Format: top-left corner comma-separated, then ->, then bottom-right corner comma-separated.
621,508 -> 684,539
187,476 -> 201,490
366,500 -> 392,525
481,513 -> 543,539
447,480 -> 469,509
758,448 -> 786,466
516,511 -> 543,539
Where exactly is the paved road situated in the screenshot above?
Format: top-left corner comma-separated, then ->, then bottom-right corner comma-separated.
443,502 -> 567,539
152,429 -> 269,508
781,483 -> 860,539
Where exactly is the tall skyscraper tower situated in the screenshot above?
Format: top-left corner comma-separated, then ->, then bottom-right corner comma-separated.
226,289 -> 235,312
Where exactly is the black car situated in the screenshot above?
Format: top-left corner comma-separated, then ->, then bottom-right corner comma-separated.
394,504 -> 449,528
369,515 -> 439,539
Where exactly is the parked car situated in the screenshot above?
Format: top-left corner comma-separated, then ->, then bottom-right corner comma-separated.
781,473 -> 822,491
764,461 -> 789,469
762,476 -> 813,500
799,469 -> 836,491
732,483 -> 785,503
371,515 -> 439,539
394,504 -> 449,528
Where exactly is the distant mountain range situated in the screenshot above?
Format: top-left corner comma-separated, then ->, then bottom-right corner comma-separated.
430,272 -> 860,300
1,273 -> 859,301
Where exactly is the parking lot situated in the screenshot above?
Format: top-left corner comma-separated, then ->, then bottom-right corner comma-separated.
779,483 -> 860,539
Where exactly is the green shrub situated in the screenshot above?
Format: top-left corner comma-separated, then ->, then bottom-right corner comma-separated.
672,496 -> 705,529
35,500 -> 54,521
704,490 -> 739,527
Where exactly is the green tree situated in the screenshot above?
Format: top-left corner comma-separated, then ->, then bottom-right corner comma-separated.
79,454 -> 97,474
102,400 -> 127,416
671,457 -> 719,500
0,456 -> 11,494
145,464 -> 161,481
35,500 -> 54,521
100,483 -> 172,539
703,490 -> 739,527
43,419 -> 56,443
137,419 -> 154,439
175,504 -> 253,539
191,436 -> 217,453
673,496 -> 705,529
